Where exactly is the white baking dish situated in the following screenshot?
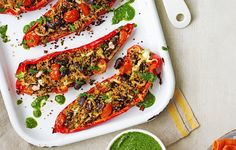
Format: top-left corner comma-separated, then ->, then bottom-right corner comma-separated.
0,0 -> 175,147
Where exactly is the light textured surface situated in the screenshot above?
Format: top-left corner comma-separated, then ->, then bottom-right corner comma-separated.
156,0 -> 236,149
0,0 -> 235,149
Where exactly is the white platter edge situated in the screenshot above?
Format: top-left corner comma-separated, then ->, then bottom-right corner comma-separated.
0,0 -> 175,147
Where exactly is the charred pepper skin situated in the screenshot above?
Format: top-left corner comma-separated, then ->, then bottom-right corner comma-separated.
53,45 -> 163,134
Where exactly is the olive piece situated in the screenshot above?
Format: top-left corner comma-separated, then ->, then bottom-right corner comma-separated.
139,62 -> 147,71
111,36 -> 118,45
85,102 -> 92,111
46,21 -> 55,29
121,74 -> 130,81
96,102 -> 104,111
74,80 -> 86,90
60,66 -> 69,77
58,59 -> 68,66
84,0 -> 94,4
78,96 -> 86,106
114,58 -> 124,69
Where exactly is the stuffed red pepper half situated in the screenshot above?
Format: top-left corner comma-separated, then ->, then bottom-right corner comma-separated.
16,23 -> 134,96
22,0 -> 116,48
53,45 -> 163,134
0,0 -> 51,15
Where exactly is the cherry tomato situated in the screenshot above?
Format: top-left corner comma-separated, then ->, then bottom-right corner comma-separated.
64,9 -> 79,23
101,104 -> 112,118
149,54 -> 162,75
50,64 -> 61,81
119,30 -> 128,44
24,31 -> 40,47
119,58 -> 132,74
79,3 -> 90,16
54,86 -> 69,94
22,0 -> 32,6
93,59 -> 107,75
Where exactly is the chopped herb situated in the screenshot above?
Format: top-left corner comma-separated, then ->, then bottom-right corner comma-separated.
29,68 -> 38,75
79,92 -> 88,98
16,1 -> 23,8
0,7 -> 6,13
36,16 -> 45,24
17,99 -> 23,105
102,94 -> 109,100
88,94 -> 95,99
33,109 -> 42,118
43,68 -> 51,73
25,117 -> 38,129
23,21 -> 36,34
133,89 -> 139,94
29,21 -> 36,27
55,95 -> 66,105
88,66 -> 100,71
76,79 -> 85,85
69,24 -> 76,32
59,66 -> 66,72
23,25 -> 30,34
16,72 -> 24,79
139,72 -> 157,83
0,25 -> 10,43
100,43 -> 108,49
138,91 -> 156,108
61,40 -> 64,46
162,46 -> 169,51
112,0 -> 136,24
102,94 -> 112,103
22,40 -> 29,49
92,4 -> 101,10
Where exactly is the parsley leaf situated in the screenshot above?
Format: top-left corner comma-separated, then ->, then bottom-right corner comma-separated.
162,46 -> 169,51
139,72 -> 157,83
16,72 -> 25,79
29,68 -> 38,75
88,66 -> 100,71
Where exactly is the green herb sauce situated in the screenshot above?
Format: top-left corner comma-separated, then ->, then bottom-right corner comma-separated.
31,95 -> 49,118
110,132 -> 162,150
25,117 -> 38,129
55,95 -> 66,105
0,25 -> 10,43
138,91 -> 156,108
17,99 -> 23,105
112,0 -> 136,24
33,109 -> 42,118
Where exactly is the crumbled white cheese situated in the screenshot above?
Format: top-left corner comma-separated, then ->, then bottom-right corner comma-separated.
108,41 -> 115,49
32,84 -> 40,91
36,71 -> 43,78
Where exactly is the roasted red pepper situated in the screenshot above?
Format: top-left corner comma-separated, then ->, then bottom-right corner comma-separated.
0,0 -> 51,15
16,24 -> 134,96
22,0 -> 116,48
53,45 -> 163,134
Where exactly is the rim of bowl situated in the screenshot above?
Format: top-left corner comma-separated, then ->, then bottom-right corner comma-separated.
106,129 -> 166,150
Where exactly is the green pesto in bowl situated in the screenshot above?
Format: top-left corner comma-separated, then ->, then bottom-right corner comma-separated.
110,132 -> 162,150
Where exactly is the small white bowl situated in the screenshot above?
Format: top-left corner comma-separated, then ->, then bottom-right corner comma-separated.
106,129 -> 166,150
